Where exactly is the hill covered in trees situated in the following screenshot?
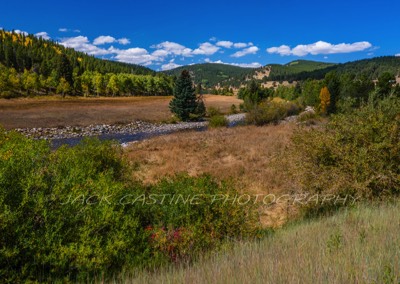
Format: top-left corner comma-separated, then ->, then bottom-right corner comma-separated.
1,28 -> 400,98
163,63 -> 254,89
266,60 -> 337,81
0,30 -> 174,98
165,57 -> 400,90
266,56 -> 400,82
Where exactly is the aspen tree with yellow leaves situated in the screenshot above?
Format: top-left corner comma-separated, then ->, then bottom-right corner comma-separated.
320,86 -> 330,115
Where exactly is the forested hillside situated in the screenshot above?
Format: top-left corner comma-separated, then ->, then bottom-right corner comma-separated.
0,30 -> 174,98
1,29 -> 400,98
266,60 -> 337,81
266,56 -> 400,82
163,63 -> 254,89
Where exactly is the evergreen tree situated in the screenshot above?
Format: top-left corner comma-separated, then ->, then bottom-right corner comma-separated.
377,72 -> 395,97
325,71 -> 340,114
169,70 -> 204,121
55,54 -> 73,86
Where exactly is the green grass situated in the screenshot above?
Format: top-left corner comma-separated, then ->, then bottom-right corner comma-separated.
127,201 -> 400,283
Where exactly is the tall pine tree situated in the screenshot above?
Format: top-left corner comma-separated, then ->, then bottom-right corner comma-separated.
169,70 -> 205,121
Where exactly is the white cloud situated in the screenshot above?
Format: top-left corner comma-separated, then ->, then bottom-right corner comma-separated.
161,60 -> 182,71
395,53 -> 400,57
267,41 -> 372,56
93,35 -> 116,45
216,41 -> 234,48
192,42 -> 220,55
118,38 -> 130,45
35,32 -> 50,40
231,46 -> 259,58
73,29 -> 81,33
204,59 -> 261,68
60,36 -> 111,56
61,36 -> 158,65
209,37 -> 217,42
93,35 -> 131,45
59,28 -> 68,32
230,62 -> 262,68
266,45 -> 292,56
151,49 -> 169,58
14,29 -> 28,35
151,41 -> 193,57
216,41 -> 253,49
111,47 -> 156,65
233,42 -> 248,48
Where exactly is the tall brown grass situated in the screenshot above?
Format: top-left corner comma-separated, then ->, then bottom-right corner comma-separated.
0,95 -> 242,129
125,201 -> 400,283
125,123 -> 297,227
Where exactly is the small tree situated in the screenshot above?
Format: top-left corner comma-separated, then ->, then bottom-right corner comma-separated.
377,72 -> 395,97
324,71 -> 340,114
320,86 -> 330,115
169,70 -> 205,121
56,77 -> 71,98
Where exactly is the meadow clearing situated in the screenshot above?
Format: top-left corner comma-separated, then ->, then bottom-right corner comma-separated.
0,95 -> 242,129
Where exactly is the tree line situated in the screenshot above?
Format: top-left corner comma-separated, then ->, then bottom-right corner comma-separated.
239,70 -> 399,113
0,30 -> 176,98
266,56 -> 400,82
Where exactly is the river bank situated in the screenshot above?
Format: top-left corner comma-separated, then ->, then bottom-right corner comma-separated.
13,114 -> 246,147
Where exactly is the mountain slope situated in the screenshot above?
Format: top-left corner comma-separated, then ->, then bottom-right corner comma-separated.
0,29 -> 154,76
164,60 -> 337,89
267,56 -> 400,82
267,60 -> 337,79
163,63 -> 255,88
0,29 -> 174,98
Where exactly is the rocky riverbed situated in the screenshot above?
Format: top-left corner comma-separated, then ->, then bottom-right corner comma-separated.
14,113 -> 246,141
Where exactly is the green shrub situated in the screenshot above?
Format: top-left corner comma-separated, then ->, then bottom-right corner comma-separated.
0,131 -> 258,282
0,91 -> 19,99
230,104 -> 238,114
246,100 -> 300,126
207,106 -> 222,117
297,110 -> 320,125
209,115 -> 228,128
143,175 -> 258,264
288,96 -> 400,215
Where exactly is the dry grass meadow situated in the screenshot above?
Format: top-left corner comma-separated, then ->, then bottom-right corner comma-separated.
127,201 -> 400,283
0,95 -> 242,129
126,123 -> 298,227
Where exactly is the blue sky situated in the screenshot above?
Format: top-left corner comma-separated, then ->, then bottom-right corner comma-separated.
1,0 -> 399,70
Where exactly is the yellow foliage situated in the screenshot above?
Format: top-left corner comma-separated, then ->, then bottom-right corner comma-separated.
24,37 -> 32,46
320,87 -> 330,115
271,97 -> 287,104
12,34 -> 19,43
52,46 -> 62,55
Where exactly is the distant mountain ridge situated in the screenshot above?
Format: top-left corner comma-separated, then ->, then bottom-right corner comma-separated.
163,63 -> 254,88
164,57 -> 400,88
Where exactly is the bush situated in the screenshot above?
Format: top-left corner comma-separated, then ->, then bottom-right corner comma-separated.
207,106 -> 222,117
0,91 -> 19,99
230,104 -> 238,114
0,131 -> 258,282
143,175 -> 258,264
246,100 -> 300,126
288,96 -> 400,215
209,115 -> 228,128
